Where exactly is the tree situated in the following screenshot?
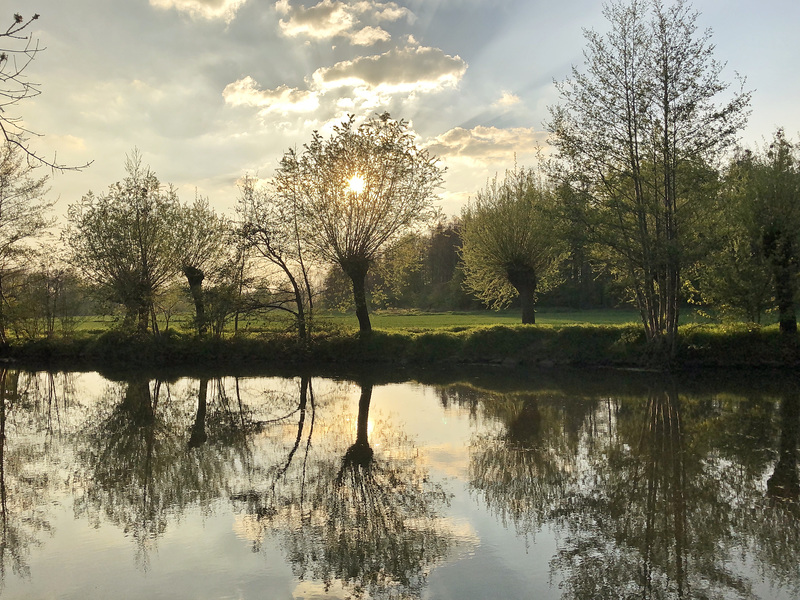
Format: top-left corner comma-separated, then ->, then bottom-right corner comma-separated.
742,131 -> 800,333
548,0 -> 750,356
695,132 -> 800,329
1,13 -> 89,171
175,195 -> 228,335
690,149 -> 775,323
371,232 -> 428,309
237,175 -> 314,340
0,141 -> 50,342
276,113 -> 443,333
426,220 -> 474,310
66,152 -> 180,333
460,166 -> 564,324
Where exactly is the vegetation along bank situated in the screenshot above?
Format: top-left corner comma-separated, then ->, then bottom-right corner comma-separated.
5,319 -> 800,372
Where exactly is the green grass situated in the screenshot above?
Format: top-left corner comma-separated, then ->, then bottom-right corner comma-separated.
309,308 -> 645,332
67,308 -> 644,336
68,307 -> 712,337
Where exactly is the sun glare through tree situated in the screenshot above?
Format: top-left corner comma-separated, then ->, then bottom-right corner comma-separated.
347,174 -> 366,194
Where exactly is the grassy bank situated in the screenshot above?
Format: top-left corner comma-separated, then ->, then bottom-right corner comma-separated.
4,319 -> 798,371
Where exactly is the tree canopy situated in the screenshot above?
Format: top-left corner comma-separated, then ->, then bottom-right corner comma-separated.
548,0 -> 750,355
460,166 -> 564,324
275,112 -> 443,333
66,152 -> 181,333
704,130 -> 800,332
0,141 -> 50,342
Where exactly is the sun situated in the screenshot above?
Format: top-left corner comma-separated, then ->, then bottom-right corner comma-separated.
347,174 -> 366,194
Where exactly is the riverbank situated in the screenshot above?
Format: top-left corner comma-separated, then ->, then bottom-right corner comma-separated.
2,322 -> 798,371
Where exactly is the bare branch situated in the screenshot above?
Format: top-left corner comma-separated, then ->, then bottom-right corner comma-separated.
0,12 -> 92,172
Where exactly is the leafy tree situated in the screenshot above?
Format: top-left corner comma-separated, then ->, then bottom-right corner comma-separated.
371,233 -> 427,309
175,195 -> 228,335
318,221 -> 475,312
201,252 -> 251,338
9,260 -> 83,339
276,113 -> 443,333
691,153 -> 775,323
691,225 -> 774,323
66,152 -> 181,333
548,0 -> 750,356
1,13 -> 88,170
742,131 -> 800,333
460,166 -> 564,324
695,131 -> 800,329
426,220 -> 473,309
0,141 -> 50,342
237,175 -> 314,340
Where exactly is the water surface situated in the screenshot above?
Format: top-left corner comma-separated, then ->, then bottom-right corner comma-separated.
0,368 -> 797,599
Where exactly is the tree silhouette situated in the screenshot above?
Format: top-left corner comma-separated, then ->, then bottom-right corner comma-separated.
75,376 -> 254,566
276,113 -> 443,333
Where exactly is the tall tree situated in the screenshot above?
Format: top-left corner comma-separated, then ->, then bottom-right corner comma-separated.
548,0 -> 750,356
175,195 -> 228,335
66,152 -> 180,333
691,148 -> 775,323
0,141 -> 50,343
460,166 -> 564,324
237,175 -> 315,341
276,113 -> 443,333
749,131 -> 800,333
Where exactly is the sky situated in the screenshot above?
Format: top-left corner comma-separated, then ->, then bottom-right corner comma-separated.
13,0 -> 800,219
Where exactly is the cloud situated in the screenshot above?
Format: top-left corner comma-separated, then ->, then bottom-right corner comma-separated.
223,46 -> 466,121
275,0 -> 414,46
493,91 -> 521,109
312,46 -> 466,94
350,25 -> 391,46
426,126 -> 547,164
222,76 -> 320,114
149,0 -> 248,22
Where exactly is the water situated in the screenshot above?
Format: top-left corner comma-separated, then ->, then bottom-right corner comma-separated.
0,367 -> 797,599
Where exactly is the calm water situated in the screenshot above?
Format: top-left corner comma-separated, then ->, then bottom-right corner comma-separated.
0,367 -> 798,599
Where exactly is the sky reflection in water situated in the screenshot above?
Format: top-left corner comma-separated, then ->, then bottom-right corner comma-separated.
0,368 -> 797,599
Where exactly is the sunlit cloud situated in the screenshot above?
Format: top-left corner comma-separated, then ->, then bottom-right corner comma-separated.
312,46 -> 466,94
222,76 -> 320,114
494,90 -> 521,109
426,126 -> 552,214
426,126 -> 547,164
350,25 -> 392,46
223,46 -> 466,123
275,0 -> 414,45
149,0 -> 248,22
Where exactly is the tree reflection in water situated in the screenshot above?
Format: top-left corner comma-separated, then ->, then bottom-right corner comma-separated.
745,389 -> 800,596
0,370 -> 75,585
453,384 -> 593,540
450,375 -> 800,600
2,369 -> 800,598
74,375 -> 259,567
232,377 -> 454,599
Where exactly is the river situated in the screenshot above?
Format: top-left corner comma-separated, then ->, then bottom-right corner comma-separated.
0,367 -> 796,599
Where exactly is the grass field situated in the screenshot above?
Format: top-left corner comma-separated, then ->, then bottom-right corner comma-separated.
71,307 -> 715,336
320,308 -> 644,331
